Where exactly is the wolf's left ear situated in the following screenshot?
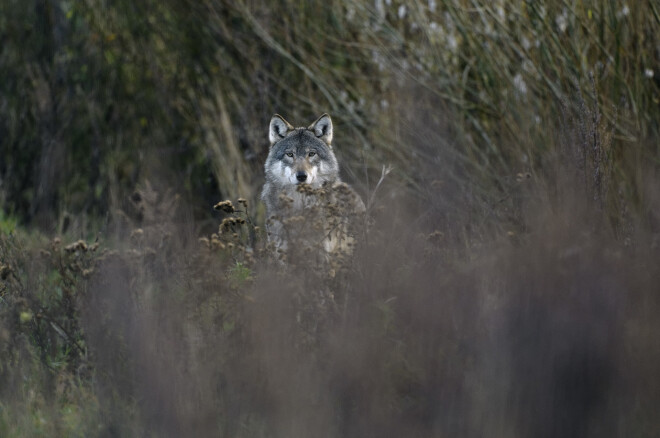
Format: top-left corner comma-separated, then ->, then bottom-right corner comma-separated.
269,114 -> 294,145
309,113 -> 333,145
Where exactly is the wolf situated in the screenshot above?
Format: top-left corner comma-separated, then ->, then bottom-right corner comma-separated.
261,113 -> 365,262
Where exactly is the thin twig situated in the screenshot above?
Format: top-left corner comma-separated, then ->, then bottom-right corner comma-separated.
367,164 -> 393,213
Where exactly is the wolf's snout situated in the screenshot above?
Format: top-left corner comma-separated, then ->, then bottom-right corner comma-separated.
296,171 -> 308,182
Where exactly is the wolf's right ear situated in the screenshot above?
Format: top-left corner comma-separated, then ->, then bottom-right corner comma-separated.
269,114 -> 294,145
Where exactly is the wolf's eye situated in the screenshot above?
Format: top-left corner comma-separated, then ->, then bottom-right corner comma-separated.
286,153 -> 293,158
308,152 -> 316,157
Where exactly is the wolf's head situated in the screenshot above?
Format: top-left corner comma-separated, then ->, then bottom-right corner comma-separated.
264,114 -> 340,189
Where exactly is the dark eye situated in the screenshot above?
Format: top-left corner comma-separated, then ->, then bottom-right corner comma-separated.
308,151 -> 316,157
286,152 -> 293,158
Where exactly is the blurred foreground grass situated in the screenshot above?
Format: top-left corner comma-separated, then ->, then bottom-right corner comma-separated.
1,0 -> 660,436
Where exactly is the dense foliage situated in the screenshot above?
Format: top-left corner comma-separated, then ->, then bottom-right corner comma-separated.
1,1 -> 659,436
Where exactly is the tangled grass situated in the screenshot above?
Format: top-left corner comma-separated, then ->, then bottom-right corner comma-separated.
0,0 -> 658,225
1,0 -> 660,436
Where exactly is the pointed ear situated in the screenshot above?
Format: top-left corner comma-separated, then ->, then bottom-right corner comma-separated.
269,114 -> 294,145
308,113 -> 333,145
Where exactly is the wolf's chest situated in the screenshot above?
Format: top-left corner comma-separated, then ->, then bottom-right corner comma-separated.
280,189 -> 321,212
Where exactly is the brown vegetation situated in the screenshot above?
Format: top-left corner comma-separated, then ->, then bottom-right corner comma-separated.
1,1 -> 659,437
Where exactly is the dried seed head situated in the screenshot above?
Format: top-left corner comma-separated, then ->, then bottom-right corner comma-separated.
278,194 -> 294,206
214,200 -> 235,213
296,183 -> 314,195
220,217 -> 237,231
211,238 -> 225,250
82,268 -> 95,278
516,172 -> 532,182
427,230 -> 444,244
283,215 -> 305,225
65,240 -> 88,253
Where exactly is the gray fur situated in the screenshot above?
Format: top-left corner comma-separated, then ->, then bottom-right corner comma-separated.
308,113 -> 333,145
269,114 -> 294,145
261,114 -> 365,255
262,114 -> 340,215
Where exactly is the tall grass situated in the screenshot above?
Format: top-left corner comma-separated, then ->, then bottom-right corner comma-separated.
1,0 -> 660,436
1,0 -> 658,226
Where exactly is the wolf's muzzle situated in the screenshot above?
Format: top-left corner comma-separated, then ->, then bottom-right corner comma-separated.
296,171 -> 308,182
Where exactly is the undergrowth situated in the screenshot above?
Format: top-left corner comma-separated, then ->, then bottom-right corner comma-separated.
1,123 -> 660,436
1,0 -> 659,437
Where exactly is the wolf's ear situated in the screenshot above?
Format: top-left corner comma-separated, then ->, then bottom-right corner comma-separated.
308,113 -> 333,145
269,114 -> 294,145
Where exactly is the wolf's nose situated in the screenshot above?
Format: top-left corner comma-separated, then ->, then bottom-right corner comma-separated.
296,171 -> 307,182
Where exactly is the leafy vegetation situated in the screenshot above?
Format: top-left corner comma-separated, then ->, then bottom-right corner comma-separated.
1,0 -> 659,436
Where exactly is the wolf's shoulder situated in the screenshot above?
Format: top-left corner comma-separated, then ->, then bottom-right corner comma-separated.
328,181 -> 366,215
